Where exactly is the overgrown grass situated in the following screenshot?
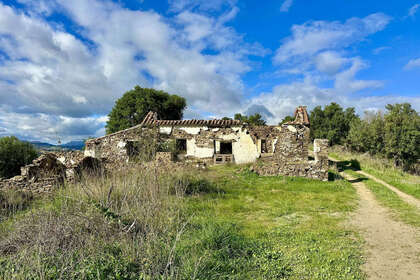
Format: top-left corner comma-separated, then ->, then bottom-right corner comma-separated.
344,169 -> 420,228
0,166 -> 191,279
180,165 -> 365,279
0,164 -> 365,279
330,147 -> 420,199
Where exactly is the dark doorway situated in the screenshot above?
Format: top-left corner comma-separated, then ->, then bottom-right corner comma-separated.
261,139 -> 267,153
220,142 -> 232,154
176,139 -> 187,153
126,141 -> 140,158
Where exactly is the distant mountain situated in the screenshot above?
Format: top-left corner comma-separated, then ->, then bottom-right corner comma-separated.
29,140 -> 85,151
59,140 -> 85,150
29,141 -> 56,149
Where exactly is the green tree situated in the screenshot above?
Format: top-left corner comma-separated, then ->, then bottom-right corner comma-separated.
0,136 -> 38,179
310,103 -> 358,145
106,86 -> 187,134
234,113 -> 266,126
347,111 -> 385,154
279,115 -> 294,125
384,103 -> 420,169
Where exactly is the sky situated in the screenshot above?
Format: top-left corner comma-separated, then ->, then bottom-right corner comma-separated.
0,0 -> 419,143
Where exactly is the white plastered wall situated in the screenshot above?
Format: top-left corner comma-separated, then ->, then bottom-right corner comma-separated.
186,138 -> 214,158
232,129 -> 259,164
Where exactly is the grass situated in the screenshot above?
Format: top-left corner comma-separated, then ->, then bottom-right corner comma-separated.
0,164 -> 365,279
344,169 -> 420,228
329,147 -> 420,199
180,165 -> 365,279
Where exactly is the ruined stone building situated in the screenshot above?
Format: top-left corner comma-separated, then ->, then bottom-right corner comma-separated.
0,106 -> 329,195
85,106 -> 329,180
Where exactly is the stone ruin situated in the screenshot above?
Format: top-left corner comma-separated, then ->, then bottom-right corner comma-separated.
84,105 -> 330,181
0,105 -> 329,195
0,151 -> 104,194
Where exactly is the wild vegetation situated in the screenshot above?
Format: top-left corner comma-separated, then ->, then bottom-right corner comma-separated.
0,163 -> 365,279
0,136 -> 38,179
310,102 -> 419,172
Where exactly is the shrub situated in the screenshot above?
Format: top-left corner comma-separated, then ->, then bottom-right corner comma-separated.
0,136 -> 38,178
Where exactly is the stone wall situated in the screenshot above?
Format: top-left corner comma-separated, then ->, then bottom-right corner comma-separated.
83,106 -> 330,181
253,139 -> 329,181
0,151 -> 105,194
0,153 -> 66,194
85,126 -> 158,169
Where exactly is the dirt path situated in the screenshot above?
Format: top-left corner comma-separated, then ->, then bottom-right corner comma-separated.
328,156 -> 420,210
356,170 -> 420,211
341,172 -> 420,279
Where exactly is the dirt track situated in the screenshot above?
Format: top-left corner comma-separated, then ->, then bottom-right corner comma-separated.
356,170 -> 420,211
342,172 -> 420,279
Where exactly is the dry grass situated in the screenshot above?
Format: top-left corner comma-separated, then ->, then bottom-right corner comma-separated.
0,164 -> 193,279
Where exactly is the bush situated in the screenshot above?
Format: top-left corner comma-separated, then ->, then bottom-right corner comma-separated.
0,136 -> 38,178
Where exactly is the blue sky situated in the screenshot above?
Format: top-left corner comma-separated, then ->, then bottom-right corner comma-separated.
0,0 -> 419,143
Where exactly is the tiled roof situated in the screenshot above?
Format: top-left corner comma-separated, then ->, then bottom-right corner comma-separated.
140,111 -> 242,127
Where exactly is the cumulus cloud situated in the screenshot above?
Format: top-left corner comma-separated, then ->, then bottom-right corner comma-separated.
280,0 -> 294,12
0,0 -> 263,141
274,13 -> 391,63
404,58 -> 420,70
245,13 -> 404,124
314,51 -> 348,75
247,79 -> 420,124
0,106 -> 106,143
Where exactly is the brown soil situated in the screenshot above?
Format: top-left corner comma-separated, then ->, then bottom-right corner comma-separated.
342,172 -> 420,280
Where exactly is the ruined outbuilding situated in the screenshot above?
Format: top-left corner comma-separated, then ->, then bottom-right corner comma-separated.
85,106 -> 329,180
0,151 -> 104,194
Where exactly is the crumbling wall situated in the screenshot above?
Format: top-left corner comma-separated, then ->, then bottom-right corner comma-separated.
253,138 -> 329,181
82,106 -> 329,180
0,151 -> 106,194
272,124 -> 310,163
0,153 -> 66,194
85,125 -> 158,169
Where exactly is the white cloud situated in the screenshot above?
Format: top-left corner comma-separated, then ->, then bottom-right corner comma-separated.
247,79 -> 420,124
245,13 -> 397,124
280,0 -> 294,12
168,0 -> 236,12
404,58 -> 420,70
274,13 -> 391,63
314,51 -> 348,75
334,58 -> 383,93
0,0 -> 263,141
408,3 -> 420,17
0,106 -> 106,143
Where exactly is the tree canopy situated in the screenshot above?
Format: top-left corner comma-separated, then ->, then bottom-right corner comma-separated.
310,103 -> 358,145
233,113 -> 266,126
279,115 -> 294,125
106,86 -> 187,134
346,103 -> 419,171
383,103 -> 420,169
0,136 -> 38,179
